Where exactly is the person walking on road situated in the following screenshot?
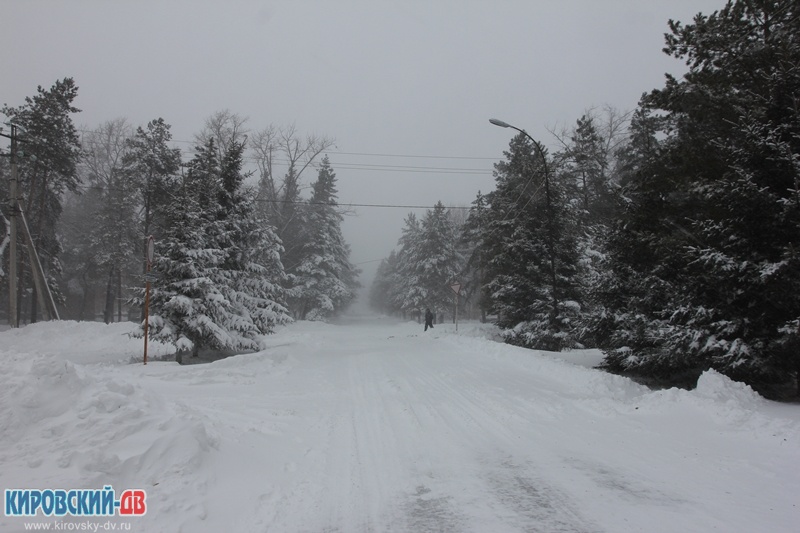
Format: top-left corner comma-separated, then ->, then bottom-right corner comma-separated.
424,308 -> 434,332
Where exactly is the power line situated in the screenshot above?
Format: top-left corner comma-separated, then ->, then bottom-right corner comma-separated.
77,139 -> 494,176
330,150 -> 496,161
76,128 -> 499,175
354,258 -> 385,265
72,183 -> 473,211
77,128 -> 498,160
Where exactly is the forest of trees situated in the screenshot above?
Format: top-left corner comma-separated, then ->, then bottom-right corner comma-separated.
370,1 -> 800,397
1,0 -> 798,394
0,96 -> 360,359
369,201 -> 467,323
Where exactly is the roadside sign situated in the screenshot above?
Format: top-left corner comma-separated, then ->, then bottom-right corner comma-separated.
146,235 -> 155,265
450,282 -> 461,332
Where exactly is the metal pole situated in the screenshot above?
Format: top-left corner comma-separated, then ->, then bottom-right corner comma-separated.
143,272 -> 150,365
143,235 -> 154,365
455,291 -> 459,332
8,125 -> 18,327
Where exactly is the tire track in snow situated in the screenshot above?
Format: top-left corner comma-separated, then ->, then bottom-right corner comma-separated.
389,347 -> 600,532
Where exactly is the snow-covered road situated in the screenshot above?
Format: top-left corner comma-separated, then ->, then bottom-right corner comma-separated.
2,317 -> 799,532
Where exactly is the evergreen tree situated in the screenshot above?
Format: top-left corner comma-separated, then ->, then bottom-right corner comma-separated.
415,201 -> 463,320
140,138 -> 290,359
146,175 -> 227,359
567,114 -> 614,223
122,118 -> 182,277
599,0 -> 800,393
393,212 -> 426,319
250,126 -> 334,304
559,111 -> 631,348
292,156 -> 359,320
370,203 -> 464,322
210,139 -> 291,341
1,78 -> 83,321
480,133 -> 582,351
460,192 -> 491,322
583,106 -> 668,353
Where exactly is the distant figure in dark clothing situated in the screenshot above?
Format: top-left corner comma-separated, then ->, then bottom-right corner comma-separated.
424,308 -> 434,331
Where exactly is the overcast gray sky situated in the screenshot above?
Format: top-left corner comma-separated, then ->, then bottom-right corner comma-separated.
3,0 -> 724,292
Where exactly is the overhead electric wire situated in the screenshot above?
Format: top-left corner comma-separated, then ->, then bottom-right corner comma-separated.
329,150 -> 496,161
76,129 -> 498,176
72,183 -> 472,211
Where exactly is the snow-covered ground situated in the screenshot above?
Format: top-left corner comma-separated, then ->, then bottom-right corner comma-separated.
1,316 -> 798,532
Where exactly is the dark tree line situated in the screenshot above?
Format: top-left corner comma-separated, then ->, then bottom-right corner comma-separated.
595,0 -> 800,394
371,0 -> 800,396
1,89 -> 359,358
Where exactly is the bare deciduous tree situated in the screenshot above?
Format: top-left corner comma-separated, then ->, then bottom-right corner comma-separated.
250,123 -> 335,237
195,109 -> 250,163
81,118 -> 135,323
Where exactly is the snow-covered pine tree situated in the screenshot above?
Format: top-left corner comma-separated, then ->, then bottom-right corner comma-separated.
2,78 -> 83,321
460,192 -> 491,322
558,111 -> 630,348
122,118 -> 183,280
143,139 -> 229,358
587,106 -> 674,364
481,133 -> 581,351
393,213 -> 426,319
370,204 -> 464,322
142,138 -> 290,360
414,201 -> 464,321
568,114 -> 610,222
212,138 -> 292,339
599,0 -> 800,394
292,156 -> 359,320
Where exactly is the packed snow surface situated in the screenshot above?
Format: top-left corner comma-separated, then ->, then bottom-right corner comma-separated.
1,316 -> 798,532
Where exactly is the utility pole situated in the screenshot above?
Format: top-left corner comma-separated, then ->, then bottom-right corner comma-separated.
2,122 -> 58,325
9,125 -> 18,327
1,123 -> 20,327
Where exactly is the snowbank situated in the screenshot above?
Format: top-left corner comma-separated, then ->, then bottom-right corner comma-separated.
0,320 -> 174,364
1,319 -> 798,532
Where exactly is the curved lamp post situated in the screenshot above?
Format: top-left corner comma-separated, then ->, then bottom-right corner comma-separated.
489,118 -> 559,328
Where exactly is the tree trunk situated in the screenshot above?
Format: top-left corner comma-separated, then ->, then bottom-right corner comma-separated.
103,266 -> 116,324
15,252 -> 25,327
796,357 -> 800,398
79,288 -> 88,322
117,267 -> 123,322
29,285 -> 38,324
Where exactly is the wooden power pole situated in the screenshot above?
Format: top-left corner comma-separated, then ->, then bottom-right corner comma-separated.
2,122 -> 59,325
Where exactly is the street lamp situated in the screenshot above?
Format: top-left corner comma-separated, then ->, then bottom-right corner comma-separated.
489,117 -> 559,329
489,118 -> 548,172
